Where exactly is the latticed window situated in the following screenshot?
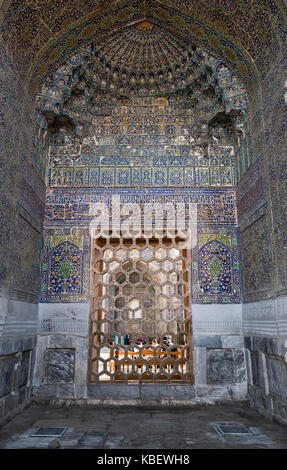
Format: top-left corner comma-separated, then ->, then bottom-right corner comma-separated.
88,233 -> 193,384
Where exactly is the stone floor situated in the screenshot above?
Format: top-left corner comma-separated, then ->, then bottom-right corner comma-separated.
0,401 -> 287,449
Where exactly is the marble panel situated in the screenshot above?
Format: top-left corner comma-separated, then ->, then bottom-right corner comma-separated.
233,349 -> 246,384
44,349 -> 75,384
250,350 -> 264,389
18,351 -> 31,389
265,357 -> 287,402
0,355 -> 16,398
206,350 -> 233,385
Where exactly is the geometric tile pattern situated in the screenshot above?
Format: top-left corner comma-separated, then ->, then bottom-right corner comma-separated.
192,228 -> 240,303
40,229 -> 89,303
48,242 -> 83,296
41,188 -> 240,304
44,188 -> 238,228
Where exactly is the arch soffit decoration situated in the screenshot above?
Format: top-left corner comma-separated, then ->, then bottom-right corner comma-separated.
2,0 -> 269,100
28,18 -> 260,152
1,1 -> 286,90
31,13 -> 254,184
2,0 -> 285,172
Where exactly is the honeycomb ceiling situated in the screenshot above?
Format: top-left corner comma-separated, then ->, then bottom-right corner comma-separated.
94,22 -> 192,77
1,0 -> 286,89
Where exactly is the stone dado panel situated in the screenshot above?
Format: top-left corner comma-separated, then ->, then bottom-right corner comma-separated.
242,295 -> 287,337
0,355 -> 17,398
0,299 -> 37,422
193,303 -> 243,335
35,302 -> 246,399
0,349 -> 33,423
38,302 -> 89,336
245,332 -> 287,425
33,334 -> 89,399
206,349 -> 246,385
265,357 -> 287,402
44,349 -> 75,384
207,350 -> 232,384
18,350 -> 31,389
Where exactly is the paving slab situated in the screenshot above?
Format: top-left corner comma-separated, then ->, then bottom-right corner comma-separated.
0,402 -> 286,449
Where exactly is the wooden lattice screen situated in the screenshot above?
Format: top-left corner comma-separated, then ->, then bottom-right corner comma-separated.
88,233 -> 193,384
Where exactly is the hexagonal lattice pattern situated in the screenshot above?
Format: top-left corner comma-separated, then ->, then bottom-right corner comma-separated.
88,235 -> 193,384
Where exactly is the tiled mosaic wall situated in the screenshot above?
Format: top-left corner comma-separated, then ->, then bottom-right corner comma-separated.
261,50 -> 287,297
0,38 -> 45,422
35,30 -> 247,306
41,188 -> 240,305
235,15 -> 287,424
41,41 -> 247,189
243,18 -> 287,423
0,36 -> 45,303
237,153 -> 273,303
0,39 -> 19,293
47,107 -> 237,189
34,23 -> 249,188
